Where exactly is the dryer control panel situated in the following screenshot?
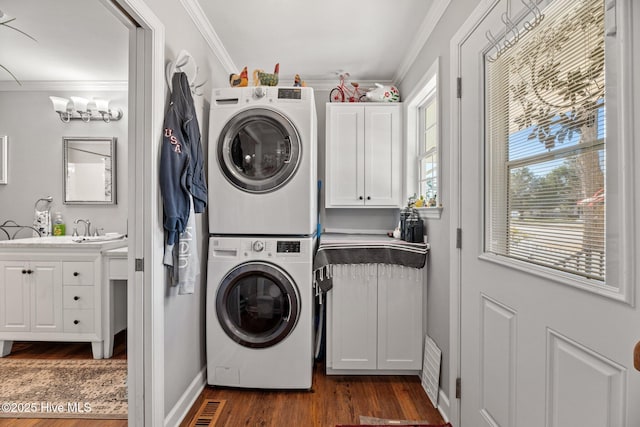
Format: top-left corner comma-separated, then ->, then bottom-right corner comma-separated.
210,236 -> 315,260
276,240 -> 301,253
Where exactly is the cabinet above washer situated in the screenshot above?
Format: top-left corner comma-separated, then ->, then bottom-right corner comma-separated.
325,103 -> 402,208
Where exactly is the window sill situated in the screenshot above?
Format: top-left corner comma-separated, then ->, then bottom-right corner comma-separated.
416,207 -> 443,220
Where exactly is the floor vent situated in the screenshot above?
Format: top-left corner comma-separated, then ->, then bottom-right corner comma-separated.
188,399 -> 226,427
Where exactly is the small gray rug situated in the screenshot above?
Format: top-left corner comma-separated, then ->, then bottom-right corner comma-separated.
0,358 -> 127,419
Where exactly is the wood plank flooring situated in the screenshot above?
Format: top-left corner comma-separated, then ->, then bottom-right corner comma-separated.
2,335 -> 446,427
181,364 -> 445,427
0,332 -> 127,427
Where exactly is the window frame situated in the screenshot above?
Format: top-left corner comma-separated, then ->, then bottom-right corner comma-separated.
404,57 -> 442,219
479,0 -> 635,304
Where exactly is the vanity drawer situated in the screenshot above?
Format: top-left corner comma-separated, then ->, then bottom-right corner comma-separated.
63,262 -> 94,286
63,309 -> 95,333
63,286 -> 94,310
108,258 -> 127,280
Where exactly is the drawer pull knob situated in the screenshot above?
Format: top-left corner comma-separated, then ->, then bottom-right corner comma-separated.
73,272 -> 79,277
367,196 -> 371,200
73,320 -> 80,325
359,196 -> 364,200
27,269 -> 33,274
73,296 -> 80,301
22,269 -> 27,274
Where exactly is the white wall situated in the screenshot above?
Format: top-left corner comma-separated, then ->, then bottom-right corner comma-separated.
398,0 -> 479,403
140,0 -> 229,420
0,89 -> 128,236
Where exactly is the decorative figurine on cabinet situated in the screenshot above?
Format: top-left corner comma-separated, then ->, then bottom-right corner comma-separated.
293,74 -> 306,87
253,63 -> 280,86
229,66 -> 248,87
365,83 -> 400,102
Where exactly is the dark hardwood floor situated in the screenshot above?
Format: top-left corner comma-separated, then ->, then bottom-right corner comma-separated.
181,363 -> 445,427
0,332 -> 127,427
2,335 -> 446,427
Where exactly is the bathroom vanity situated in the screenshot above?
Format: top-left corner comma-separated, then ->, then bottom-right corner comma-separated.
0,236 -> 127,359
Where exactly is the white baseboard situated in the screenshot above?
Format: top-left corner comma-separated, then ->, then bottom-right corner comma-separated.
437,388 -> 451,424
164,366 -> 207,427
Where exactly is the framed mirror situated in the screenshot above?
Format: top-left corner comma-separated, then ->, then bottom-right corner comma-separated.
63,137 -> 117,204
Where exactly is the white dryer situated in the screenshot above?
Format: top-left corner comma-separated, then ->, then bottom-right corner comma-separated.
208,86 -> 317,236
206,235 -> 315,389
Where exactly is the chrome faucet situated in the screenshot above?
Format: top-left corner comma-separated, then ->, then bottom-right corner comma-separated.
74,219 -> 91,237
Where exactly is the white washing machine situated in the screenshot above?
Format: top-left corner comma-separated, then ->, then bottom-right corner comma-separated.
206,235 -> 315,389
208,86 -> 317,236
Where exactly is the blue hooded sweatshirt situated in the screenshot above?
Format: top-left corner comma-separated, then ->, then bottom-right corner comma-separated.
160,72 -> 208,245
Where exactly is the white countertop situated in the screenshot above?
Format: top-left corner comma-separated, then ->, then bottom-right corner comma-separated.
0,235 -> 127,251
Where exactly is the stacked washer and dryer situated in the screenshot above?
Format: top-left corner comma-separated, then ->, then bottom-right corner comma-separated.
206,86 -> 318,389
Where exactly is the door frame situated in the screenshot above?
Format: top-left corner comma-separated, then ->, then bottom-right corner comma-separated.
449,3 -> 501,426
101,0 -> 165,425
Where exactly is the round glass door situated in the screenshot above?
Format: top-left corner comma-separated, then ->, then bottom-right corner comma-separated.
216,261 -> 301,348
217,108 -> 301,193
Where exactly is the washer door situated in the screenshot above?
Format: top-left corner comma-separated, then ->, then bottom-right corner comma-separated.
217,108 -> 301,193
216,261 -> 301,348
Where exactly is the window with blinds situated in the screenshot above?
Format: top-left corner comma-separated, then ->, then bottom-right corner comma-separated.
485,0 -> 606,281
419,95 -> 438,203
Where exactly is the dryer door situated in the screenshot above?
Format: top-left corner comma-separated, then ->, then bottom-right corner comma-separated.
217,108 -> 301,193
216,261 -> 301,348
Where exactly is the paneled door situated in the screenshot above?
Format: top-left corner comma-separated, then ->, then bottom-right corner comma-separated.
457,0 -> 640,426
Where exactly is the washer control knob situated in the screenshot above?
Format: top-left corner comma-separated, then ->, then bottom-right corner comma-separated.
252,240 -> 265,252
253,87 -> 267,99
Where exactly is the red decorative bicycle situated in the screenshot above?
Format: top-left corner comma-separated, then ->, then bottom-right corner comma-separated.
329,73 -> 367,103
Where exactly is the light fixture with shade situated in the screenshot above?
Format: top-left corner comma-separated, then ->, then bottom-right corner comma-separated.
49,96 -> 73,122
93,98 -> 123,123
49,96 -> 123,123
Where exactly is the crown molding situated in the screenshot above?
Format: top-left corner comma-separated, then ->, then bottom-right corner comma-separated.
394,0 -> 451,84
303,79 -> 396,92
0,80 -> 128,92
179,0 -> 237,74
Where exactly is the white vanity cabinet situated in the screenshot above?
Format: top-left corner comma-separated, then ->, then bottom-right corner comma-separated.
0,237 -> 127,359
325,103 -> 402,208
326,263 -> 424,374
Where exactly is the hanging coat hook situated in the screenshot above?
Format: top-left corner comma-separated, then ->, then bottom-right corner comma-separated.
485,29 -> 501,62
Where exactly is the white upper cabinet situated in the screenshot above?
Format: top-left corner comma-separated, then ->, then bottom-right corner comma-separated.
325,104 -> 402,208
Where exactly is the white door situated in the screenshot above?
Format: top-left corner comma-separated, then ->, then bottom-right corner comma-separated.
364,105 -> 401,207
457,1 -> 640,426
0,261 -> 30,332
30,261 -> 63,332
326,105 -> 365,207
330,264 -> 378,370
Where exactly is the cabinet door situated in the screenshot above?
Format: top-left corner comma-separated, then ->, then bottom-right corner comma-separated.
377,265 -> 423,370
326,105 -> 365,207
364,105 -> 402,207
30,261 -> 63,332
331,264 -> 378,369
0,261 -> 30,332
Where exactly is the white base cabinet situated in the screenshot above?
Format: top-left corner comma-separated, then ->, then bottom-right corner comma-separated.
326,263 -> 425,374
0,240 -> 127,359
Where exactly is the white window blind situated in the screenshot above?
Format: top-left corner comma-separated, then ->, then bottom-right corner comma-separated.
486,0 -> 606,281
